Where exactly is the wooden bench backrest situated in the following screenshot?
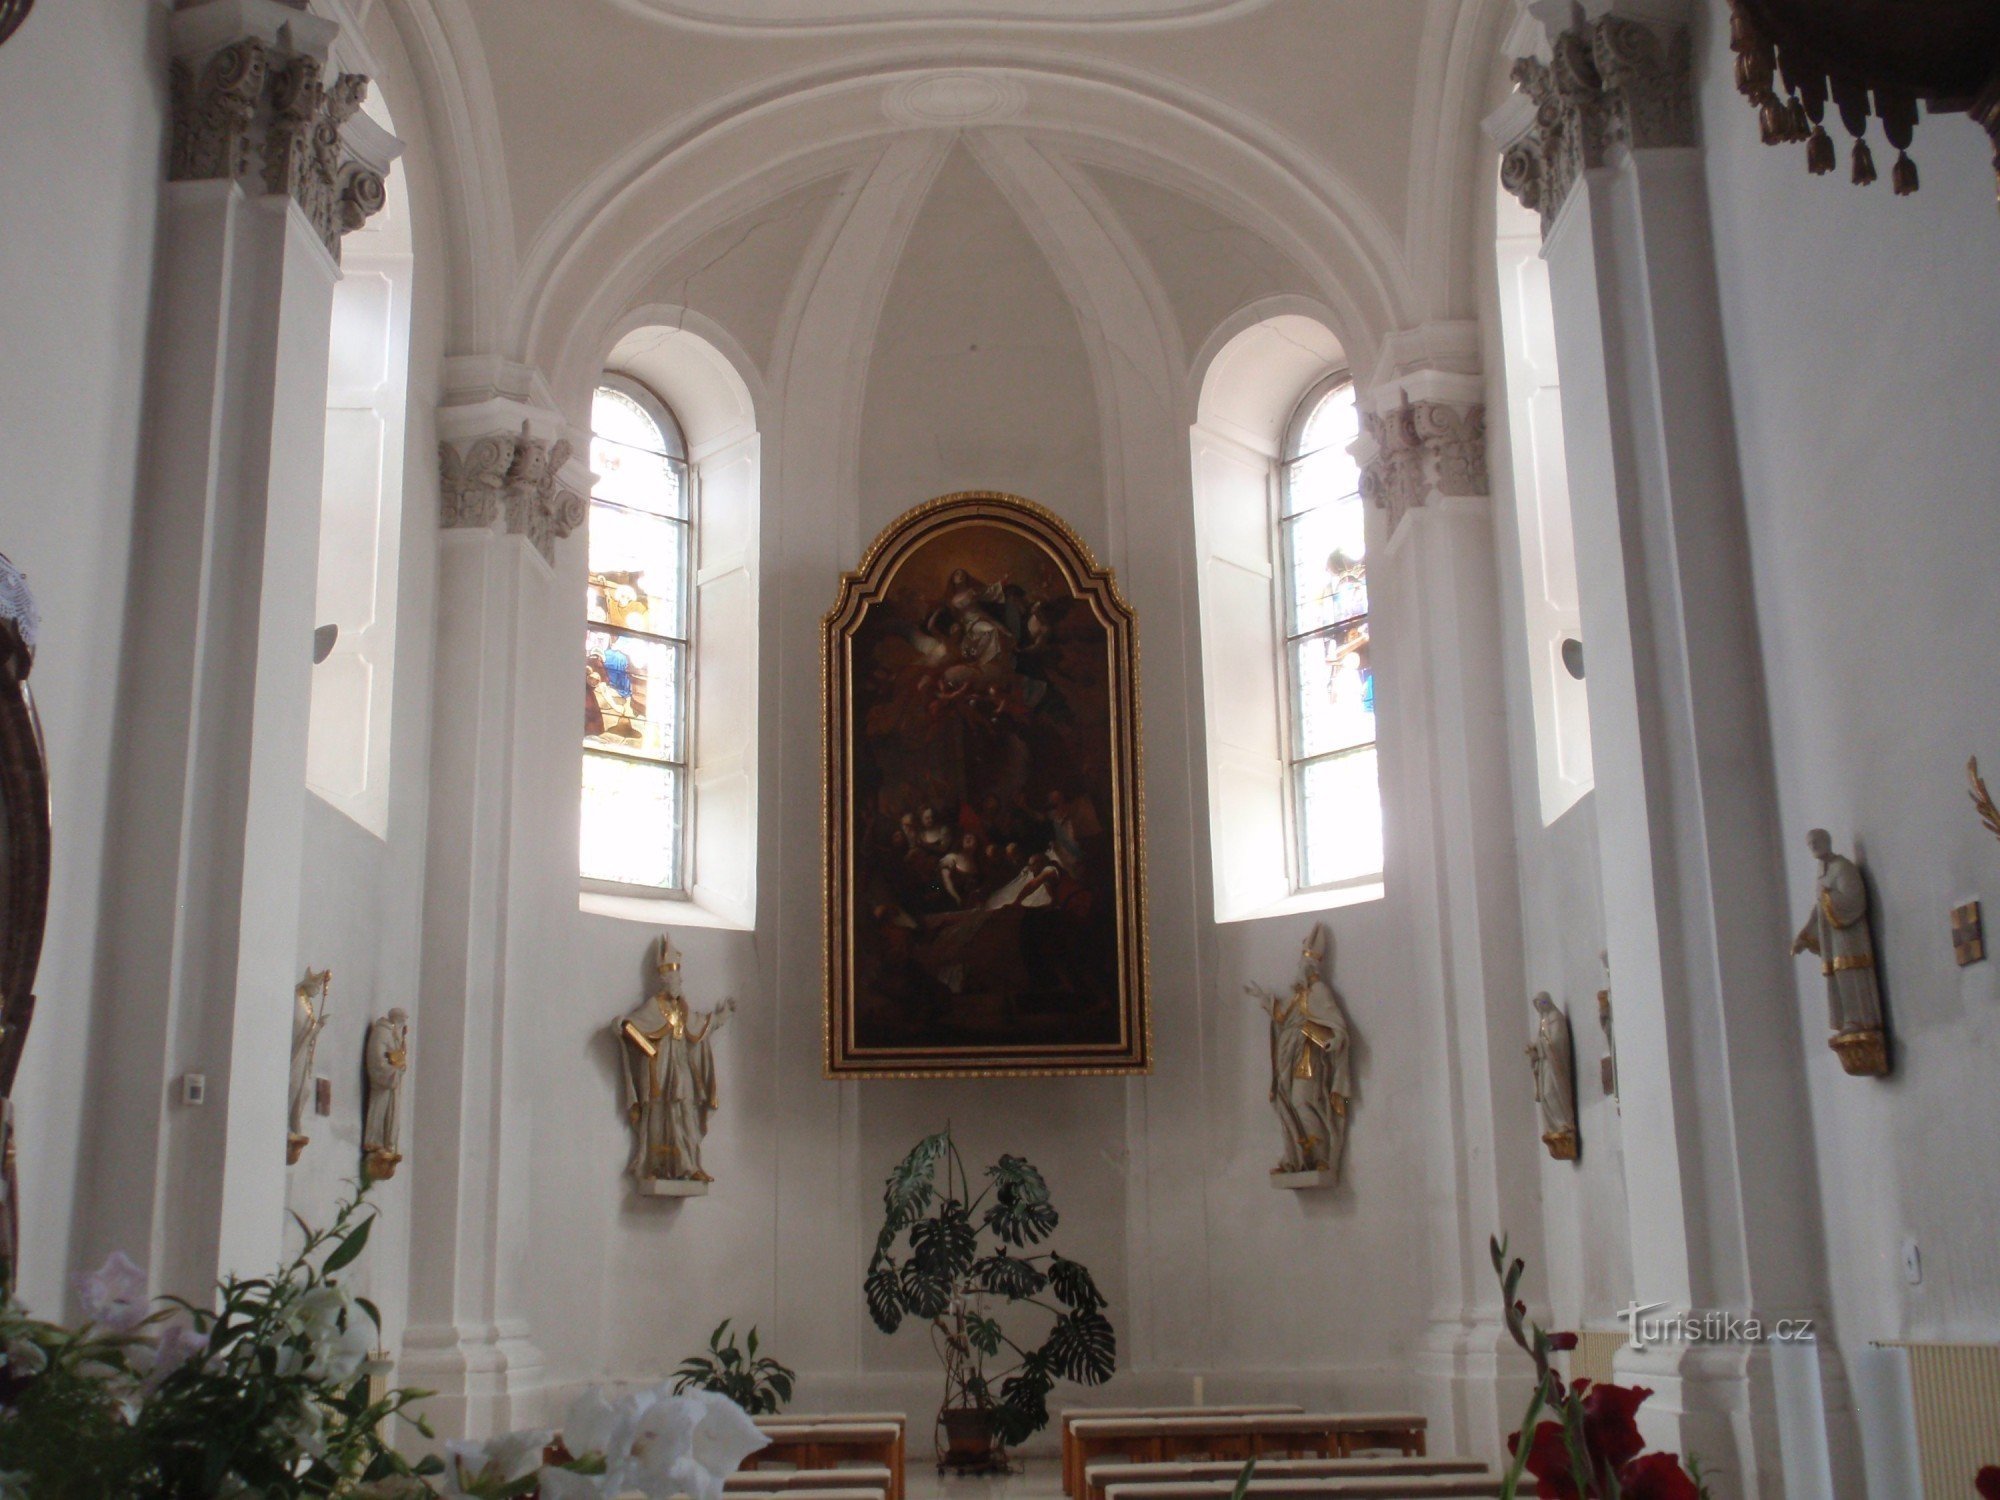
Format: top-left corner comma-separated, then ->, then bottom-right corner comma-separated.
1083,1457 -> 1483,1500
728,1468 -> 896,1490
1103,1478 -> 1500,1500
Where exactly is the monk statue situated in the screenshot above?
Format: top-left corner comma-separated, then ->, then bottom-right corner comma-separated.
1791,828 -> 1889,1076
616,934 -> 734,1192
288,969 -> 330,1165
1246,923 -> 1353,1182
362,1008 -> 409,1181
1529,991 -> 1579,1161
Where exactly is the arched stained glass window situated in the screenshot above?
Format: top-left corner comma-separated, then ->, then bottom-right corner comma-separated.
582,378 -> 693,893
1281,377 -> 1381,890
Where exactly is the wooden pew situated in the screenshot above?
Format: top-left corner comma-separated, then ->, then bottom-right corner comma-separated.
1060,1406 -> 1302,1498
726,1467 -> 895,1495
726,1489 -> 887,1500
1066,1414 -> 1428,1495
1083,1457 -> 1487,1500
1102,1478 -> 1499,1500
756,1414 -> 907,1427
740,1422 -> 905,1500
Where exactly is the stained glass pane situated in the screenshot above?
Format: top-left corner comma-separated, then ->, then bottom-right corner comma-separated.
1292,622 -> 1374,759
1284,390 -> 1362,518
593,386 -> 670,456
1298,382 -> 1360,460
1298,747 -> 1382,889
581,754 -> 682,889
590,433 -> 687,518
585,628 -> 684,762
1284,494 -> 1368,635
588,501 -> 686,639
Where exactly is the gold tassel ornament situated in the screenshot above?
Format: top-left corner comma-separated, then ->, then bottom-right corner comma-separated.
1851,138 -> 1877,186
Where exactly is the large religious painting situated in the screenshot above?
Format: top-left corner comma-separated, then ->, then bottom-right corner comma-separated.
824,493 -> 1150,1078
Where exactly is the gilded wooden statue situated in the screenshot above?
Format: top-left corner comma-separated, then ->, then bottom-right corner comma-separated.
1246,923 -> 1353,1185
615,933 -> 733,1195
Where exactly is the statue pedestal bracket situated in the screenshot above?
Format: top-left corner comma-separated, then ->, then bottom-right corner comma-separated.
637,1179 -> 709,1198
1269,1169 -> 1338,1191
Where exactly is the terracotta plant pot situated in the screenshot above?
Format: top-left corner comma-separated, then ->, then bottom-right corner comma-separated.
940,1406 -> 999,1470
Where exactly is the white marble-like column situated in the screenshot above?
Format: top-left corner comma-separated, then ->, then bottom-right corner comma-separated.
79,0 -> 399,1304
1489,5 -> 1855,1491
1354,327 -> 1543,1462
398,357 -> 587,1435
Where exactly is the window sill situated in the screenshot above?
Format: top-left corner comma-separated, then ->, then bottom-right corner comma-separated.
1216,879 -> 1384,925
579,887 -> 753,931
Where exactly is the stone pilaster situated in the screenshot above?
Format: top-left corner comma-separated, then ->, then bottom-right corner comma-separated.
1355,325 -> 1533,1464
1495,11 -> 1695,236
168,0 -> 401,260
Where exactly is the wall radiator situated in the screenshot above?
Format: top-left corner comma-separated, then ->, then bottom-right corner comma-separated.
1885,1342 -> 2000,1497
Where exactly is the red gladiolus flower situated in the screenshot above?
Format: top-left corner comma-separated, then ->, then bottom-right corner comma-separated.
1581,1381 -> 1653,1472
1510,1419 -> 1582,1500
1550,1331 -> 1580,1351
1975,1465 -> 2000,1500
1619,1451 -> 1701,1500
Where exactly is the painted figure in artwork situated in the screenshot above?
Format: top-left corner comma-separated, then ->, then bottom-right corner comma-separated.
288,969 -> 330,1165
1528,991 -> 1578,1161
1790,828 -> 1889,1076
616,933 -> 734,1187
362,1009 -> 409,1181
1246,924 -> 1353,1179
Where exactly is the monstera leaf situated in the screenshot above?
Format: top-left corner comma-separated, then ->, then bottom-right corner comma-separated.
983,1156 -> 1059,1247
995,1352 -> 1055,1445
972,1251 -> 1047,1301
882,1132 -> 947,1233
1044,1310 -> 1116,1385
864,1265 -> 904,1334
910,1199 -> 978,1283
1048,1255 -> 1105,1313
899,1259 -> 952,1320
966,1313 -> 1004,1358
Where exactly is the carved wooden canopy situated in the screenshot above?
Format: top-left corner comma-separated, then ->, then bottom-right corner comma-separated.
1730,0 -> 2000,203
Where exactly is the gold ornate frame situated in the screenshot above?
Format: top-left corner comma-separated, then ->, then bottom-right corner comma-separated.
823,492 -> 1150,1078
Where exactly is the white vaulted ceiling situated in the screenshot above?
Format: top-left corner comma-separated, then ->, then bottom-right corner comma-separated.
381,0 -> 1509,383
604,0 -> 1275,27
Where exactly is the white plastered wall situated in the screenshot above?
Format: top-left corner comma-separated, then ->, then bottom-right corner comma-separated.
0,0 -> 166,1314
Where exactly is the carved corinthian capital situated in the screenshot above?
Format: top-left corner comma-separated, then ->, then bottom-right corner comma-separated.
1498,13 -> 1695,235
1358,397 -> 1489,536
439,424 -> 589,567
168,2 -> 401,260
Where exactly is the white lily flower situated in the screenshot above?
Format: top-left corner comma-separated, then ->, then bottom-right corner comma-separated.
538,1468 -> 620,1500
441,1429 -> 555,1497
686,1389 -> 769,1485
74,1251 -> 149,1333
141,1322 -> 209,1392
564,1385 -> 644,1471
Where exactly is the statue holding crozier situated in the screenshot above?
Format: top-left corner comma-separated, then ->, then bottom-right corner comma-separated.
615,934 -> 734,1195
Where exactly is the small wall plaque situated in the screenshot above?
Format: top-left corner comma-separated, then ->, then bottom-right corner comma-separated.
314,1076 -> 333,1117
1952,900 -> 1985,967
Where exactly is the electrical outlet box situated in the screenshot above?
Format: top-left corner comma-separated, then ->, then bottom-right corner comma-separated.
180,1073 -> 206,1107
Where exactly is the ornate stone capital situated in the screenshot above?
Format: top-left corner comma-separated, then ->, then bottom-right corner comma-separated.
1357,397 -> 1489,536
168,2 -> 401,260
439,424 -> 588,567
1497,13 -> 1695,235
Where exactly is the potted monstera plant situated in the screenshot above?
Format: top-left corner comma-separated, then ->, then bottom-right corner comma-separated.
865,1129 -> 1115,1471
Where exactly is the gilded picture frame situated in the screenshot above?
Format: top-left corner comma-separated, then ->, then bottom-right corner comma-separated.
823,493 -> 1150,1078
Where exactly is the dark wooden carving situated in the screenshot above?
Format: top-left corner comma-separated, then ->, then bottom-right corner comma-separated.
0,556 -> 50,1296
1730,0 -> 2000,204
0,1 -> 31,49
